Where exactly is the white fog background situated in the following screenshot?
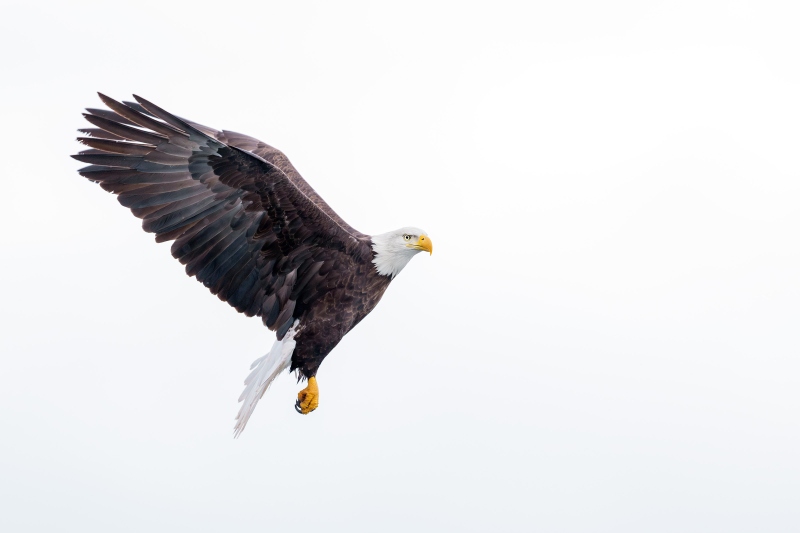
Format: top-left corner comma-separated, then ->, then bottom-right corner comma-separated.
1,1 -> 799,531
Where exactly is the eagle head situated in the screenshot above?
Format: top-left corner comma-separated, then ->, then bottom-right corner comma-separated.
370,227 -> 432,278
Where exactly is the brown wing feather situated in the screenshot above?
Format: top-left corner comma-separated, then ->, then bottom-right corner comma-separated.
73,94 -> 373,338
122,99 -> 367,242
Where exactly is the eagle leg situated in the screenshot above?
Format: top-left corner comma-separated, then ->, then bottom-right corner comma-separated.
295,376 -> 319,414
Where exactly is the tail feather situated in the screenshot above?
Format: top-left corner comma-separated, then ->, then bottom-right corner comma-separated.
233,320 -> 299,437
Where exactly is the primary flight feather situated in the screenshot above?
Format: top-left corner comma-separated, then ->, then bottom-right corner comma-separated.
72,94 -> 432,436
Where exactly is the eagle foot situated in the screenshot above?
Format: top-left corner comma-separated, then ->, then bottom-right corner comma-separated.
295,376 -> 319,415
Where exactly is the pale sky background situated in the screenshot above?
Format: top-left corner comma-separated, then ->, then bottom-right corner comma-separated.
2,1 -> 799,531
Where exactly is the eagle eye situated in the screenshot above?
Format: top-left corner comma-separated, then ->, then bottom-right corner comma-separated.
403,234 -> 411,241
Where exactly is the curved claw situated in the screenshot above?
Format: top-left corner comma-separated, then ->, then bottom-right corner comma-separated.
294,399 -> 303,414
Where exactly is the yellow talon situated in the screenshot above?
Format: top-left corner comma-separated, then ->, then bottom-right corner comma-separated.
295,376 -> 319,414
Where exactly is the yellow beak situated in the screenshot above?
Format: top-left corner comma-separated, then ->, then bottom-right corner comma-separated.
416,235 -> 433,255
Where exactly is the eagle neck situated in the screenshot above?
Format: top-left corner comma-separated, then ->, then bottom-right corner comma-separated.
370,233 -> 417,278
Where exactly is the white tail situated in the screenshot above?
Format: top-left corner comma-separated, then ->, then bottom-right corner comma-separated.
233,320 -> 300,437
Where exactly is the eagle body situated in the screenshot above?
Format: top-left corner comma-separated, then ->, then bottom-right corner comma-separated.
72,94 -> 431,435
289,254 -> 392,378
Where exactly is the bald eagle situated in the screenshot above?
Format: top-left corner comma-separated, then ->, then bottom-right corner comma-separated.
72,94 -> 432,436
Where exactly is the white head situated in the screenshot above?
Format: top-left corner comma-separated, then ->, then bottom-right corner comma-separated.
371,226 -> 433,278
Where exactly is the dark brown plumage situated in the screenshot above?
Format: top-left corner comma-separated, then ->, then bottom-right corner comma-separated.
72,94 -> 393,382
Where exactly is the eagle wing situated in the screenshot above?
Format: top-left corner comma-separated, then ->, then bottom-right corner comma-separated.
73,94 -> 373,339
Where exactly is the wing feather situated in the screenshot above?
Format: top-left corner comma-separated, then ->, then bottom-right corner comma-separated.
73,94 -> 372,336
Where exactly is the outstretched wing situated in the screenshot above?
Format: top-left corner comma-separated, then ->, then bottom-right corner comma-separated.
73,94 -> 373,338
